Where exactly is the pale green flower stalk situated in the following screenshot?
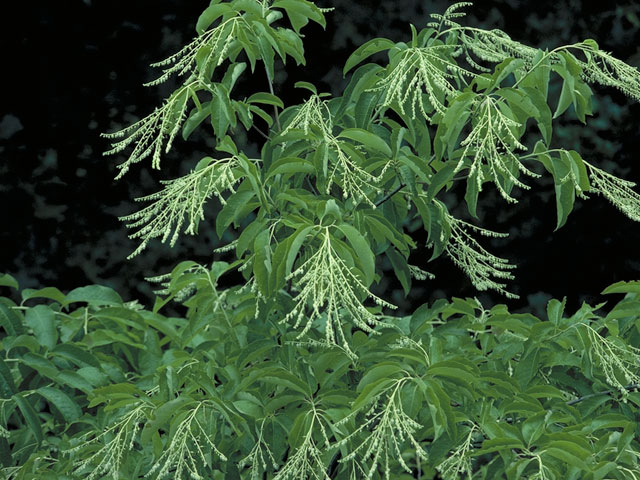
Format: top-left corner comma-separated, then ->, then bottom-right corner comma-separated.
442,208 -> 518,298
283,226 -> 396,358
436,424 -> 477,480
68,402 -> 152,480
578,45 -> 640,102
238,419 -> 279,480
455,27 -> 539,67
456,95 -> 540,203
119,155 -> 242,258
146,401 -> 227,480
145,17 -> 245,87
282,94 -> 332,137
583,160 -> 640,222
580,323 -> 640,398
369,46 -> 470,120
528,451 -> 554,480
335,377 -> 428,480
428,3 -> 538,67
283,94 -> 388,205
273,404 -> 332,480
103,80 -> 205,179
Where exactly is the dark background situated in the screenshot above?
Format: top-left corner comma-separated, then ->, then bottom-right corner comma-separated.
2,0 -> 640,318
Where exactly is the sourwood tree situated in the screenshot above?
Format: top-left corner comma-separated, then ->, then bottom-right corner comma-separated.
1,1 -> 640,479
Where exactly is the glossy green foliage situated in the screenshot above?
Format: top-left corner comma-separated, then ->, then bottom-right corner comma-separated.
1,273 -> 640,478
6,0 -> 640,478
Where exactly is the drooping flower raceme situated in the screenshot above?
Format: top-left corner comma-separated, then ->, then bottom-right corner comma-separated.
282,226 -> 395,357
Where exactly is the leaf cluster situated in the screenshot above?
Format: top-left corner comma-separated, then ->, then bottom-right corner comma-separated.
0,272 -> 640,478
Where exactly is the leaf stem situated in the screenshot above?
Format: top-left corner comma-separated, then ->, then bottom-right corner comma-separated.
566,383 -> 639,405
375,183 -> 406,207
265,66 -> 282,132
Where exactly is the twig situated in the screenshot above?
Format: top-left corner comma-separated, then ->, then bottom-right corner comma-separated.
265,67 -> 282,132
566,383 -> 639,406
374,183 -> 406,208
251,123 -> 270,140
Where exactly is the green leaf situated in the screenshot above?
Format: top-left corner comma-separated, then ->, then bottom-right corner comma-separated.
21,286 -> 66,304
343,37 -> 395,75
465,168 -> 482,219
285,225 -> 316,276
253,229 -> 272,296
266,156 -> 314,179
427,362 -> 477,389
0,274 -> 18,290
52,344 -> 101,368
386,248 -> 411,296
426,161 -> 457,200
182,101 -> 211,140
210,84 -> 234,139
552,63 -> 576,119
0,358 -> 16,398
64,285 -> 123,307
13,393 -> 43,446
37,387 -> 82,423
338,128 -> 392,157
601,280 -> 640,295
336,63 -> 383,121
273,0 -> 326,33
259,367 -> 311,395
336,223 -> 375,286
0,303 -> 24,336
215,188 -> 257,238
293,81 -> 317,95
357,363 -> 404,392
543,446 -> 588,470
247,92 -> 285,108
354,91 -> 379,129
25,305 -> 58,350
196,3 -> 234,34
474,437 -> 524,455
514,345 -> 540,389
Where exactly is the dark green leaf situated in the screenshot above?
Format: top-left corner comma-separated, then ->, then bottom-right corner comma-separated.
343,37 -> 395,75
25,305 -> 58,350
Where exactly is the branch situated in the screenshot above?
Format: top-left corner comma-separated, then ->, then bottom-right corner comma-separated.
566,383 -> 640,406
265,67 -> 282,132
375,183 -> 406,208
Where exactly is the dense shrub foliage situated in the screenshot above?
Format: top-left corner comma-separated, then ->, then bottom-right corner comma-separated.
2,1 -> 640,478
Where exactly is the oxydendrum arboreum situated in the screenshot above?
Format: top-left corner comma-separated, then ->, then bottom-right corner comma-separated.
1,1 -> 640,479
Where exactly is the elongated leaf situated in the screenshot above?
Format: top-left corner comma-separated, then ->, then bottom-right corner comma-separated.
0,358 -> 16,398
64,285 -> 123,307
215,188 -> 256,238
182,101 -> 211,140
37,387 -> 82,423
343,37 -> 395,75
338,127 -> 392,157
387,248 -> 411,296
196,3 -> 234,34
336,223 -> 375,286
13,393 -> 43,446
259,367 -> 311,395
0,274 -> 18,290
253,229 -> 272,296
25,305 -> 58,350
21,286 -> 66,304
247,92 -> 284,108
285,225 -> 316,275
266,156 -> 314,179
602,280 -> 640,295
0,303 -> 23,336
273,0 -> 326,33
